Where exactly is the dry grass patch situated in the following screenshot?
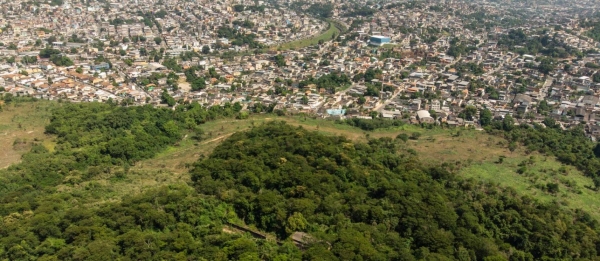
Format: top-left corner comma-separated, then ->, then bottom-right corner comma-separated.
0,101 -> 58,168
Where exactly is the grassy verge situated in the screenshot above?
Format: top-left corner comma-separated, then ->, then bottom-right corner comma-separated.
276,20 -> 342,50
380,43 -> 398,49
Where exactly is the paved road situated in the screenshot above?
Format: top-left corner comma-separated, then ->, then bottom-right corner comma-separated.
541,77 -> 553,99
374,83 -> 403,112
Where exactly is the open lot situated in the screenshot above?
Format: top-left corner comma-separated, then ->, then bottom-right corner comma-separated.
0,101 -> 58,168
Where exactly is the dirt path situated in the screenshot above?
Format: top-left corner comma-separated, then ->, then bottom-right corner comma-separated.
202,134 -> 234,144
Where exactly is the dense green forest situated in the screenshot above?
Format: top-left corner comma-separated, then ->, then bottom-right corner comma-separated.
3,101 -> 600,260
191,122 -> 600,260
0,101 -> 273,260
0,101 -> 242,216
0,184 -> 283,260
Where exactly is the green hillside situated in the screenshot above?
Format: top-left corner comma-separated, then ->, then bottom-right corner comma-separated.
2,100 -> 600,260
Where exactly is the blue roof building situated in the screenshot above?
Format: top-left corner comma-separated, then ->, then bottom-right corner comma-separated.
326,109 -> 346,116
90,62 -> 110,71
369,35 -> 391,46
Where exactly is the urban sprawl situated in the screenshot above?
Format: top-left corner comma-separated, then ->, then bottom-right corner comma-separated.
3,0 -> 600,138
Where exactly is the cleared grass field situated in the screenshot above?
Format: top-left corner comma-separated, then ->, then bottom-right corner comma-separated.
276,20 -> 342,50
0,100 -> 58,168
130,115 -> 511,174
461,155 -> 600,220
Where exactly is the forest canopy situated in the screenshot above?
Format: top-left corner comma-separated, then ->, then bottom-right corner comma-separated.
190,122 -> 600,260
2,103 -> 600,260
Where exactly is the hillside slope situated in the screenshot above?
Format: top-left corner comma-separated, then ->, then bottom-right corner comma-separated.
190,122 -> 600,260
2,102 -> 600,260
0,101 -> 58,168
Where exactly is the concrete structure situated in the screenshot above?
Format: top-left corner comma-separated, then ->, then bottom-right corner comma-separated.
417,110 -> 434,123
369,36 -> 391,46
90,63 -> 110,71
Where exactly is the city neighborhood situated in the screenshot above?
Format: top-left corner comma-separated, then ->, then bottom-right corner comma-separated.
3,0 -> 600,138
